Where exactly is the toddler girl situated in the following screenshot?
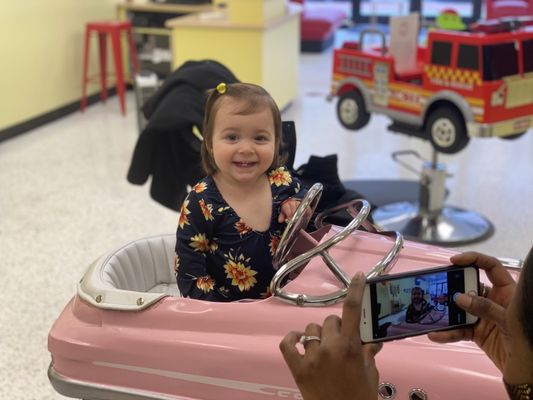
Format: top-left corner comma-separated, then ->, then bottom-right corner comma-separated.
175,82 -> 305,301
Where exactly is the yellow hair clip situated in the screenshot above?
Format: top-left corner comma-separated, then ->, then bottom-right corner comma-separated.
216,82 -> 227,94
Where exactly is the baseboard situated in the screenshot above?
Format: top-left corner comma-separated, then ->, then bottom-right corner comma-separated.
0,88 -> 121,144
300,34 -> 335,53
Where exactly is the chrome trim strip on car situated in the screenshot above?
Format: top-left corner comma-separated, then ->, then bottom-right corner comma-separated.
48,364 -> 177,400
50,362 -> 304,399
99,362 -> 303,398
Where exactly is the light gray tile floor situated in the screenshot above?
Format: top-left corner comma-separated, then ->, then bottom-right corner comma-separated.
1,38 -> 532,399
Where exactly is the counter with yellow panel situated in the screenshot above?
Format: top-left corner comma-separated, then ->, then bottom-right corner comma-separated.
165,3 -> 301,110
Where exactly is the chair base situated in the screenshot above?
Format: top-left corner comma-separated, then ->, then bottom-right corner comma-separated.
372,201 -> 494,246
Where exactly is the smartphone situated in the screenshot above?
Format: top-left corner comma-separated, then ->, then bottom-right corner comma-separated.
360,264 -> 479,343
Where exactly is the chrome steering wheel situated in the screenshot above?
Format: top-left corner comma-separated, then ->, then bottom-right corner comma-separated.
271,184 -> 404,307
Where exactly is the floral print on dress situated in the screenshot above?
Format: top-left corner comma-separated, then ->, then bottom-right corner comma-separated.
268,167 -> 293,187
175,167 -> 306,302
173,254 -> 180,275
199,199 -> 214,221
196,275 -> 215,293
178,199 -> 190,229
189,233 -> 218,253
193,181 -> 207,193
224,251 -> 257,292
235,219 -> 252,236
269,233 -> 280,256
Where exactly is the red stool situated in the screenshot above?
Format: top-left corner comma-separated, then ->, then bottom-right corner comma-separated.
81,21 -> 139,115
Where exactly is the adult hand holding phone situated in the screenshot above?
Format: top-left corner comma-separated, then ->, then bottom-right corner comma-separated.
279,272 -> 383,400
428,252 -> 517,373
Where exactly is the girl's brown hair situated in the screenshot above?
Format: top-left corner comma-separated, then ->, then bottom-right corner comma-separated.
200,82 -> 285,175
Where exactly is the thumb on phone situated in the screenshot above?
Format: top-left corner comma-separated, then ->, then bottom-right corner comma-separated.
455,293 -> 506,328
428,293 -> 506,344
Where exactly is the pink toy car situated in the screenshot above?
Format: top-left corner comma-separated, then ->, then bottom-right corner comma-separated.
48,185 -> 520,400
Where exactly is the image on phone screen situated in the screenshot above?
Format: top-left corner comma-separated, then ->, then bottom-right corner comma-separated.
368,267 -> 477,341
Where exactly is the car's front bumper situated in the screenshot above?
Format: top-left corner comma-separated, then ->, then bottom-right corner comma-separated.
467,115 -> 533,137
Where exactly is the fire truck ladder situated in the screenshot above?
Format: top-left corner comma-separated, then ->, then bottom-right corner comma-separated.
371,149 -> 494,246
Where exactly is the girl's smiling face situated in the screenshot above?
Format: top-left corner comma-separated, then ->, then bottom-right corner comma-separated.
210,97 -> 276,186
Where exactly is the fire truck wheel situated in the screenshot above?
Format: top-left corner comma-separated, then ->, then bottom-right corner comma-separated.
426,107 -> 469,154
500,131 -> 527,140
336,91 -> 370,130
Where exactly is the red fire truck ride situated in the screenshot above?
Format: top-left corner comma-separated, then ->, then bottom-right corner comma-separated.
330,17 -> 533,153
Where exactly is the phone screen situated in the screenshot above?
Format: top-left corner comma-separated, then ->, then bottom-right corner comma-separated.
368,266 -> 477,341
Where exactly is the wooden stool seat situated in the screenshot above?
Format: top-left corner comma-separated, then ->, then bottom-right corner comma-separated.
81,20 -> 139,115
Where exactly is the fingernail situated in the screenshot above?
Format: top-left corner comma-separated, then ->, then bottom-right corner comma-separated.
355,272 -> 365,281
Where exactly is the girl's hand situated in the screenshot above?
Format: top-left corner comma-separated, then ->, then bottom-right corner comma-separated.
278,199 -> 301,223
428,252 -> 516,373
280,273 -> 382,400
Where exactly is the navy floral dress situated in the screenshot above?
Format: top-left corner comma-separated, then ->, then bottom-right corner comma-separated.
175,166 -> 305,302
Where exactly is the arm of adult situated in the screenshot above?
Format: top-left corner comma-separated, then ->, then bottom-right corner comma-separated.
428,252 -> 517,372
279,272 -> 382,400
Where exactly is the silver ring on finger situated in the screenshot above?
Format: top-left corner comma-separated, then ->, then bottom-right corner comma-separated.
299,335 -> 321,345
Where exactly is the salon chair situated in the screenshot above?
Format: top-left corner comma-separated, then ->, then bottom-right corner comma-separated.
371,149 -> 494,246
285,121 -> 493,246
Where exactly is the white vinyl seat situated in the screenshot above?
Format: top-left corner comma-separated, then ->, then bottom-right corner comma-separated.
78,234 -> 181,311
